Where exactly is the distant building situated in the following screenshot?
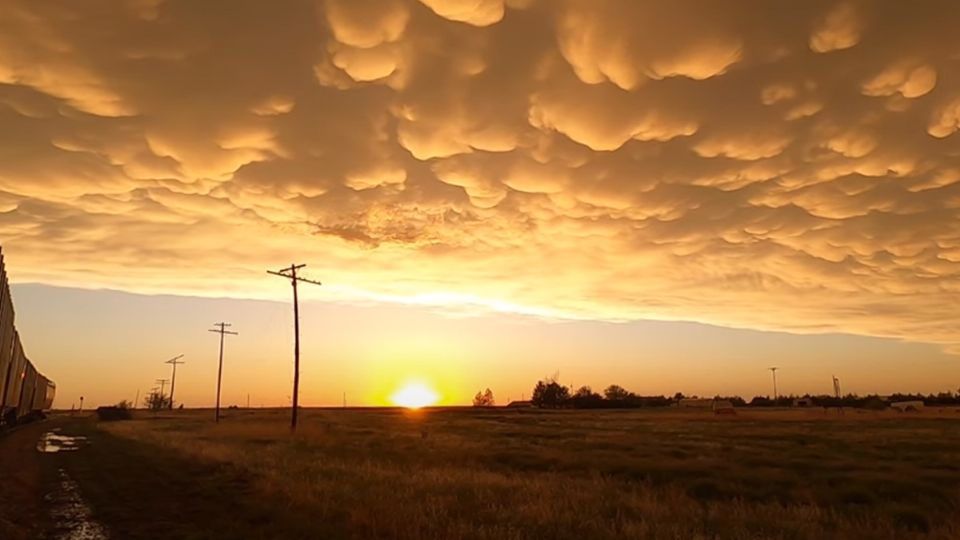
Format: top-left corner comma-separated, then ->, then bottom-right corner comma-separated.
793,398 -> 813,407
506,400 -> 534,408
890,400 -> 924,412
678,398 -> 714,408
712,400 -> 736,415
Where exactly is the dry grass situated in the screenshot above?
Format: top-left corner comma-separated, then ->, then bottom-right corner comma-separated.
99,407 -> 960,539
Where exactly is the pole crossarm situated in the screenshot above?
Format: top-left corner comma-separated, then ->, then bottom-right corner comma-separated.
267,268 -> 322,286
209,323 -> 238,336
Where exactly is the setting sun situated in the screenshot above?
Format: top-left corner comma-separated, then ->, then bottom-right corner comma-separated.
390,381 -> 439,409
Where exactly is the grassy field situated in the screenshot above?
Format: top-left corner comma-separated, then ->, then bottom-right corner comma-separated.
85,407 -> 960,539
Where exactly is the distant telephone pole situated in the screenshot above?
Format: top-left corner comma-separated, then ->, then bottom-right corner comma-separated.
155,379 -> 169,405
209,322 -> 238,423
832,375 -> 844,415
165,354 -> 185,410
769,367 -> 779,401
268,264 -> 322,431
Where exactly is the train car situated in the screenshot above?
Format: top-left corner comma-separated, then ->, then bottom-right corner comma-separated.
0,247 -> 55,427
34,374 -> 55,411
17,359 -> 37,418
4,335 -> 26,413
0,331 -> 10,420
2,335 -> 27,424
0,257 -> 12,418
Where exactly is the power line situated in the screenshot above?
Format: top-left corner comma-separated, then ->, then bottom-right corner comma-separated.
267,264 -> 322,431
165,354 -> 185,410
209,322 -> 238,423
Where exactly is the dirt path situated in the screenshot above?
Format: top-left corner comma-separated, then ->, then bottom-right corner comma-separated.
0,420 -> 49,539
1,417 -> 320,540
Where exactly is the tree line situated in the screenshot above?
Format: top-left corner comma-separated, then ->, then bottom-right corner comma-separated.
472,379 -> 960,409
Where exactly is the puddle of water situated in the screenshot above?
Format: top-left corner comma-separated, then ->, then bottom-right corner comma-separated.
44,468 -> 109,540
37,429 -> 89,453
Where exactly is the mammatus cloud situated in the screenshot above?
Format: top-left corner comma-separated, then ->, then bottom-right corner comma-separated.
1,0 -> 959,353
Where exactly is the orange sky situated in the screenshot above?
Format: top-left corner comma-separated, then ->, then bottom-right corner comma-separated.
1,0 -> 959,406
11,284 -> 959,409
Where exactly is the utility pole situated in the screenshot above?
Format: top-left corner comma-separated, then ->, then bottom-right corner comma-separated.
209,322 -> 238,423
769,367 -> 779,401
155,379 -> 169,406
165,354 -> 185,410
832,375 -> 844,415
134,388 -> 139,409
267,264 -> 322,431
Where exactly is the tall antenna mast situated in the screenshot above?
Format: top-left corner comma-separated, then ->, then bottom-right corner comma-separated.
268,264 -> 322,431
209,322 -> 238,423
768,367 -> 779,401
165,354 -> 185,410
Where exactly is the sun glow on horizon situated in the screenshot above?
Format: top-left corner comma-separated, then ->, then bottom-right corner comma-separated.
390,381 -> 440,409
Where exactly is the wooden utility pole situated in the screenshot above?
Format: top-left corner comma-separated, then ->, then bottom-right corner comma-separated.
155,379 -> 169,406
165,354 -> 185,410
769,367 -> 779,401
267,264 -> 321,431
209,322 -> 238,423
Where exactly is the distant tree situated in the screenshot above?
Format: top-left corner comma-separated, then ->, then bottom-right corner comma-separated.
115,400 -> 132,410
604,385 -> 631,401
673,392 -> 685,401
531,379 -> 570,408
473,388 -> 495,407
749,396 -> 773,407
573,386 -> 596,398
144,391 -> 170,411
568,386 -> 603,408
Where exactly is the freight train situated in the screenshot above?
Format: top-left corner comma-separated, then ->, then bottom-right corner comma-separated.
0,248 -> 55,426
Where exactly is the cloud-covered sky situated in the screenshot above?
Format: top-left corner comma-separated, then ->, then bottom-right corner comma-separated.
2,0 -> 959,353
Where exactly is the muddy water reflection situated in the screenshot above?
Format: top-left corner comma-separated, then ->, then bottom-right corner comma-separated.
37,429 -> 88,453
43,469 -> 109,540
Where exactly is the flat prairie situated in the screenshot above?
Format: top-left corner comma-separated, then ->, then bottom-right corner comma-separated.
64,407 -> 960,539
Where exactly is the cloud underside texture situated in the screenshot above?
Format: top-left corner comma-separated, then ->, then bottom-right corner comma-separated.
1,0 -> 959,351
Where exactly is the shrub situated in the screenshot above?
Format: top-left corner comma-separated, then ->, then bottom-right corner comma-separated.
96,406 -> 133,421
